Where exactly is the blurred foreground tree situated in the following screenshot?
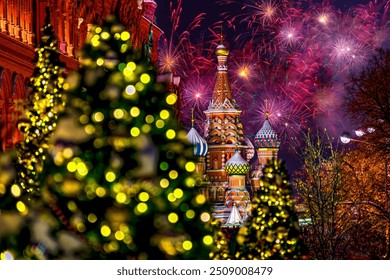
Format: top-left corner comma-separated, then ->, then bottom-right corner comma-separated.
1,15 -> 213,260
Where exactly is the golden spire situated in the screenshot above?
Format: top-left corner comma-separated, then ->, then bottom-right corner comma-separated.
215,25 -> 229,56
191,107 -> 195,127
265,99 -> 269,120
220,24 -> 224,44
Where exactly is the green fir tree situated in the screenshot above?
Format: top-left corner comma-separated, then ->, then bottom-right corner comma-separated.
14,8 -> 65,200
38,15 -> 213,259
236,158 -> 306,259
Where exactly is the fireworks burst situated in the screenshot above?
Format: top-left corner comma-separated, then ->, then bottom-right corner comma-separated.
158,0 -> 390,152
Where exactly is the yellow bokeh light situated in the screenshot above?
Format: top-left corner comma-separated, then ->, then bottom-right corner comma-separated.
77,223 -> 86,232
137,202 -> 148,213
127,62 -> 137,71
113,109 -> 125,119
145,115 -> 154,124
88,213 -> 97,223
121,31 -> 130,41
95,27 -> 102,33
169,170 -> 178,179
130,127 -> 140,137
203,235 -> 213,245
140,73 -> 151,84
195,194 -> 206,205
93,112 -> 104,122
135,82 -> 144,91
96,58 -> 104,66
16,201 -> 27,213
173,188 -> 183,199
96,187 -> 107,197
185,162 -> 196,172
139,192 -> 149,202
130,107 -> 140,117
159,110 -> 170,120
76,162 -> 88,176
182,240 -> 193,251
166,93 -> 177,105
101,32 -> 110,39
101,225 -> 111,237
84,124 -> 96,134
105,171 -> 116,182
116,192 -> 127,204
115,231 -> 125,241
142,124 -> 151,133
0,184 -> 5,195
185,209 -> 195,219
63,147 -> 74,158
79,114 -> 89,124
166,129 -> 176,139
168,213 -> 179,223
167,193 -> 176,202
160,178 -> 169,188
67,201 -> 77,212
185,177 -> 195,187
67,161 -> 77,172
11,185 -> 21,197
156,120 -> 165,128
200,212 -> 211,222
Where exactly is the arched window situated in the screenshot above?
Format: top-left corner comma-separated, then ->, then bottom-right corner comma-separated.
213,158 -> 218,169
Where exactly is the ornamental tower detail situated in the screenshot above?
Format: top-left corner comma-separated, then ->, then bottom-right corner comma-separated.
203,41 -> 251,203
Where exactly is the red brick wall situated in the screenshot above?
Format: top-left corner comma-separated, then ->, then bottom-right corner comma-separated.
0,0 -> 162,150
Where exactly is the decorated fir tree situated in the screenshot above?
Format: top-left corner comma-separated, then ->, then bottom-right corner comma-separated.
14,8 -> 65,200
236,157 -> 306,259
37,15 -> 213,259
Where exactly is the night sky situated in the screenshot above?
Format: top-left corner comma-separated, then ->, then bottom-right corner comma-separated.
156,0 -> 373,43
154,0 -> 388,173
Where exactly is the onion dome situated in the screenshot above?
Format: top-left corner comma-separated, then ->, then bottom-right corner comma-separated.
254,115 -> 280,149
244,136 -> 255,161
186,126 -> 208,157
215,43 -> 229,56
224,150 -> 250,175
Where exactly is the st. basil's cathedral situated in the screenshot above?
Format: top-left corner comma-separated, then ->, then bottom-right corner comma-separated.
186,41 -> 281,228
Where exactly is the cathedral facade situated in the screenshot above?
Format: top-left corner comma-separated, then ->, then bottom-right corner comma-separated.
187,41 -> 281,228
0,0 -> 162,150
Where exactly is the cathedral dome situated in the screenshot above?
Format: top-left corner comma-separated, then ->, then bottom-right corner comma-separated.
215,43 -> 229,56
254,118 -> 280,149
244,136 -> 255,161
224,150 -> 250,175
186,126 -> 208,157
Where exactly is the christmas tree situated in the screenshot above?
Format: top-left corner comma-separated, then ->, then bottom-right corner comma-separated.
14,8 -> 65,200
36,15 -> 213,259
236,157 -> 305,259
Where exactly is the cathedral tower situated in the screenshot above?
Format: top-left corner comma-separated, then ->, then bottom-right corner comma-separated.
203,40 -> 250,203
252,106 -> 280,188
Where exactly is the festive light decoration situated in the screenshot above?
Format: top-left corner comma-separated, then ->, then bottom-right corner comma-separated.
36,15 -> 213,259
235,158 -> 306,259
14,9 -> 65,200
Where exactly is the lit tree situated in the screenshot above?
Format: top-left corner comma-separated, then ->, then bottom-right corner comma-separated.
14,8 -> 65,200
36,15 -> 213,259
237,157 -> 306,259
341,147 -> 390,259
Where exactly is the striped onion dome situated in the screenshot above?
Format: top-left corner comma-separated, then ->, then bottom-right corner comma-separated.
254,118 -> 280,149
186,126 -> 208,157
225,150 -> 250,175
244,136 -> 255,161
